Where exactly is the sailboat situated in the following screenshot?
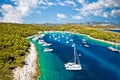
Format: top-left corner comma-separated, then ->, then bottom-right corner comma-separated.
108,41 -> 120,53
66,40 -> 69,44
42,42 -> 52,46
82,39 -> 89,47
64,43 -> 82,70
43,48 -> 53,52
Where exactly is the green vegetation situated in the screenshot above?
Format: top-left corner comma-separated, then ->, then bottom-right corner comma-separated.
51,24 -> 120,43
0,23 -> 120,80
0,23 -> 48,80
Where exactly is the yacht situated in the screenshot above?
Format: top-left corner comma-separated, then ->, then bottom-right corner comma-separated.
108,40 -> 120,53
66,41 -> 69,44
44,48 -> 53,52
108,46 -> 120,53
70,39 -> 73,42
64,43 -> 82,70
82,39 -> 90,47
82,39 -> 86,44
38,34 -> 45,38
54,37 -> 58,40
38,40 -> 45,44
42,43 -> 52,46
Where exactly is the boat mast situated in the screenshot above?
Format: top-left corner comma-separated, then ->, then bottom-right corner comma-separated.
75,45 -> 80,64
74,44 -> 77,64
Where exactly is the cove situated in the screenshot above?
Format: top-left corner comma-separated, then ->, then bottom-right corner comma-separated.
29,31 -> 120,80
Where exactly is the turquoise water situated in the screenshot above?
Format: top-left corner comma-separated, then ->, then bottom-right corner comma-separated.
29,32 -> 120,80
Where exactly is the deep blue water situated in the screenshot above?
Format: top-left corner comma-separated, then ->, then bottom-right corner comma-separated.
33,32 -> 120,80
110,30 -> 120,33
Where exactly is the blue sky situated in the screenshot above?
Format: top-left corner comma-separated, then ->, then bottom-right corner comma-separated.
0,0 -> 120,24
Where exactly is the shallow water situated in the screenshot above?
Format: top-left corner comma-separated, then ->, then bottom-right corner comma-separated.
29,32 -> 120,80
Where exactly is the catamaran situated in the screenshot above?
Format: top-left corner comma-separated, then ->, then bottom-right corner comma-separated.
64,43 -> 82,70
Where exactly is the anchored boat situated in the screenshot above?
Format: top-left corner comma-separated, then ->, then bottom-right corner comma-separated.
64,43 -> 82,70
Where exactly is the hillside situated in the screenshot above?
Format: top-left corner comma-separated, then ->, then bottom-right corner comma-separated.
0,23 -> 120,80
0,23 -> 48,80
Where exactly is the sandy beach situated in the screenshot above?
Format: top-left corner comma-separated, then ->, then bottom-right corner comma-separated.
13,42 -> 38,80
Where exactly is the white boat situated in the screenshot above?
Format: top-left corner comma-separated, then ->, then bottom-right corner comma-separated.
32,36 -> 39,41
38,34 -> 45,38
54,37 -> 58,40
42,43 -> 52,46
108,40 -> 120,53
44,48 -> 53,52
82,39 -> 90,47
64,43 -> 82,70
84,44 -> 90,47
38,40 -> 45,44
82,39 -> 86,44
108,46 -> 120,53
32,38 -> 37,41
66,41 -> 69,44
70,39 -> 73,42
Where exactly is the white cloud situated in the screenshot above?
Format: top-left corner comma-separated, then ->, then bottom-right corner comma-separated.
64,0 -> 76,7
103,12 -> 109,18
57,13 -> 67,19
0,0 -> 120,23
101,0 -> 120,8
0,0 -> 56,23
79,1 -> 104,16
111,9 -> 120,17
76,0 -> 120,18
58,1 -> 66,6
77,0 -> 86,5
0,0 -> 41,23
73,15 -> 83,20
0,4 -> 23,23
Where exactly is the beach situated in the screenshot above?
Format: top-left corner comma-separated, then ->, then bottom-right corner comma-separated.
13,42 -> 38,80
42,31 -> 120,45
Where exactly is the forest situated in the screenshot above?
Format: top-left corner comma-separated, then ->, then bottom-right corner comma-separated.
51,24 -> 120,43
0,23 -> 120,80
0,23 -> 49,80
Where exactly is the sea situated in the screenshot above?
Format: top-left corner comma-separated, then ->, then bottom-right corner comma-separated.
110,30 -> 120,33
29,31 -> 120,80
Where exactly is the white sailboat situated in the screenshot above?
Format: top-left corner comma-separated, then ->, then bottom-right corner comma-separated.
82,39 -> 89,47
42,42 -> 52,46
38,40 -> 45,44
64,43 -> 82,70
43,48 -> 53,52
108,41 -> 120,53
66,40 -> 69,44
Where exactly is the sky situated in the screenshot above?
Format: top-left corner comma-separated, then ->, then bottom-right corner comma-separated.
0,0 -> 120,24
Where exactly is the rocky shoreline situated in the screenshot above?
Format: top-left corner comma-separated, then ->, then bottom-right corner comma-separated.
13,42 -> 38,80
